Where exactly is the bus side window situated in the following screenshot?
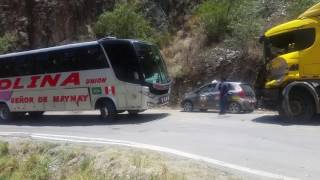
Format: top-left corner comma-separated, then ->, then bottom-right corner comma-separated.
103,42 -> 141,84
15,55 -> 33,76
0,58 -> 14,78
62,49 -> 78,72
76,45 -> 109,71
47,51 -> 65,73
34,53 -> 50,74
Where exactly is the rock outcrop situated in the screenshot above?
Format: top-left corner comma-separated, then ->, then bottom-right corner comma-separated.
0,0 -> 201,50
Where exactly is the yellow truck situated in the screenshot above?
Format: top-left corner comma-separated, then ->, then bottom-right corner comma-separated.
257,3 -> 320,122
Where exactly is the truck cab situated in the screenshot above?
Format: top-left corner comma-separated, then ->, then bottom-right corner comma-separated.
257,3 -> 320,121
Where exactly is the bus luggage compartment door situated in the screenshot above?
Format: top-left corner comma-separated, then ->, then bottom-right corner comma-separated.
63,88 -> 91,111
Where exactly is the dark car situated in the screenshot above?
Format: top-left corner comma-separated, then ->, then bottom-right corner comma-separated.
181,81 -> 256,113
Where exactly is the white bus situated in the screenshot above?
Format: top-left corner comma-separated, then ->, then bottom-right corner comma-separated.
0,38 -> 171,122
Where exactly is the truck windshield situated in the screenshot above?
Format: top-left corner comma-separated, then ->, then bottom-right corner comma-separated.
264,28 -> 315,61
134,43 -> 170,84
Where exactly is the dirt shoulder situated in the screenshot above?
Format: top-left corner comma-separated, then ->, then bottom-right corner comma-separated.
0,137 -> 242,180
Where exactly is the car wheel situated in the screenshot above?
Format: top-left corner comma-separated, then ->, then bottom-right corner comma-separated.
183,101 -> 193,112
0,104 -> 12,122
100,101 -> 117,122
228,102 -> 241,114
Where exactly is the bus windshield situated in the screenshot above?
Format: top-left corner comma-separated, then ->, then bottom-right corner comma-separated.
134,43 -> 170,85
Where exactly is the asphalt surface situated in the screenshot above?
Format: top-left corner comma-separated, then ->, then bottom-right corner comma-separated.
0,109 -> 319,180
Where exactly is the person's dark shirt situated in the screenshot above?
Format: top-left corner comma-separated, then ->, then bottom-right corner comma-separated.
219,82 -> 229,97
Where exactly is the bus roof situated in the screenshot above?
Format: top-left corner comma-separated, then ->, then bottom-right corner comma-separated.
0,38 -> 148,59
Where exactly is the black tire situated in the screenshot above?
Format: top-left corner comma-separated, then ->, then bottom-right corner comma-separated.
0,104 -> 12,122
117,110 -> 126,114
281,92 -> 315,123
100,100 -> 117,122
183,101 -> 193,112
246,109 -> 254,113
128,110 -> 140,116
29,111 -> 45,118
228,102 -> 242,114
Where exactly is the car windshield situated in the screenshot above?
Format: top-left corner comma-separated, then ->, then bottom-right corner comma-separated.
264,28 -> 315,61
134,43 -> 170,84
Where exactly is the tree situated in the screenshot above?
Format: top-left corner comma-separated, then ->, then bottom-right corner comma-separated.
94,3 -> 155,42
0,33 -> 16,54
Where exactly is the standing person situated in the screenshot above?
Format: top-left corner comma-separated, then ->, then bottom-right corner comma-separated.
219,78 -> 229,115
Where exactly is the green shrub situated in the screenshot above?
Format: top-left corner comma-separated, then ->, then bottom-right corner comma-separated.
94,2 -> 155,43
196,0 -> 233,42
0,33 -> 16,54
0,142 -> 8,157
287,0 -> 318,19
13,154 -> 50,180
227,0 -> 263,48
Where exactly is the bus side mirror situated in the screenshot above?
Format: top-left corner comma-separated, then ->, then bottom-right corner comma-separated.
134,72 -> 139,80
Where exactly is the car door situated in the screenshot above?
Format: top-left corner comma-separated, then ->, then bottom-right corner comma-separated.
197,84 -> 216,109
206,83 -> 218,109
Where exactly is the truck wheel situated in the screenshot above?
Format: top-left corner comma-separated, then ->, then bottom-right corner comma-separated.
283,92 -> 315,123
183,101 -> 193,112
100,101 -> 116,122
0,104 -> 12,122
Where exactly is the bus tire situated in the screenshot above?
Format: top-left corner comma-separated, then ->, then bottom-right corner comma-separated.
128,110 -> 140,116
29,112 -> 45,118
100,100 -> 116,122
0,104 -> 12,122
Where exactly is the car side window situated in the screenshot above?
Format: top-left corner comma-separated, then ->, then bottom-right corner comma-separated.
199,84 -> 216,94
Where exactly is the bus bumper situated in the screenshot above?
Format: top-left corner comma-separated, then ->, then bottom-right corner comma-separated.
147,95 -> 170,108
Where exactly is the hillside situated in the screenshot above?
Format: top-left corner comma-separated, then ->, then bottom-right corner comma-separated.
0,0 -> 317,105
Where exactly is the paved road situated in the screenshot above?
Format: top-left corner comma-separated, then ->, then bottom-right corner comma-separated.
0,110 -> 319,180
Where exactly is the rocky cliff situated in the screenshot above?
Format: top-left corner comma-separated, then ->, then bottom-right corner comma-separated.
0,0 -> 201,50
0,0 -> 115,49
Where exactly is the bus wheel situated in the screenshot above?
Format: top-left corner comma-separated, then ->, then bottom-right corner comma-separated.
100,101 -> 116,121
0,104 -> 12,122
29,112 -> 45,118
128,110 -> 140,116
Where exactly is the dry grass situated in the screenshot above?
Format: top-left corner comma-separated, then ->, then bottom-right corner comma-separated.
0,138 -> 242,180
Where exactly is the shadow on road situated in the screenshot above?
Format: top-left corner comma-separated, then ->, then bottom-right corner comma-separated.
253,115 -> 320,126
0,113 -> 169,127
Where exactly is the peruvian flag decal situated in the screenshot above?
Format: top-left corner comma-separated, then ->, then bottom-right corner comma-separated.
105,86 -> 116,96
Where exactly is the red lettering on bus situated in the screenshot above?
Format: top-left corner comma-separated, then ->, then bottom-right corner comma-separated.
41,74 -> 61,88
27,76 -> 41,88
61,72 -> 80,86
0,79 -> 11,90
70,96 -> 77,102
13,78 -> 24,89
53,96 -> 60,102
